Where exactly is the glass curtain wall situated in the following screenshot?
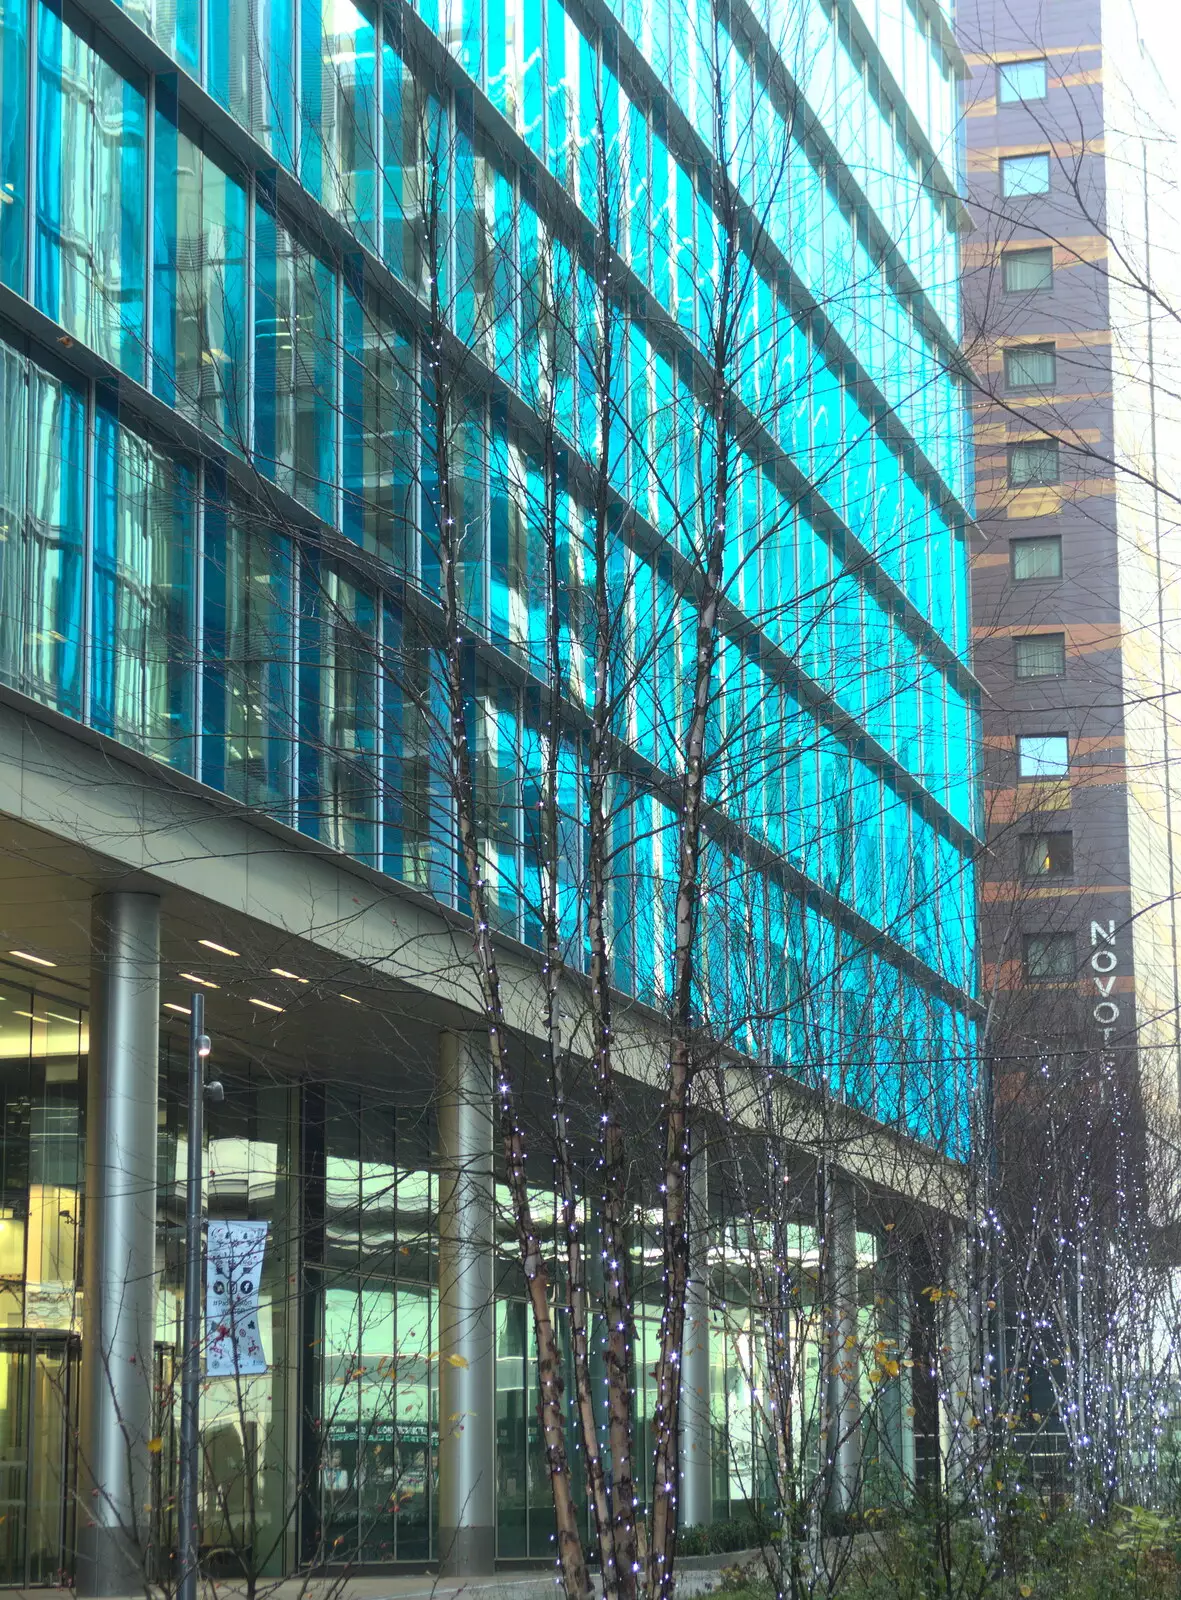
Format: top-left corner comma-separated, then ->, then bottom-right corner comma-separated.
156,1053 -> 298,1578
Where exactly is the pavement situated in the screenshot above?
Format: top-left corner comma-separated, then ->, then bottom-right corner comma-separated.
7,1550 -> 756,1600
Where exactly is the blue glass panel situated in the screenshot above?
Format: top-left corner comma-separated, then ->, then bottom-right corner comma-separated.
0,0 -> 27,291
91,408 -> 195,769
35,6 -> 146,377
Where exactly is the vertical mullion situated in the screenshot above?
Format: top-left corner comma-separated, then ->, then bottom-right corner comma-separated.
80,376 -> 96,726
192,458 -> 205,783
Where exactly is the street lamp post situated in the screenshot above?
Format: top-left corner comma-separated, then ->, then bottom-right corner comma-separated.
177,993 -> 211,1600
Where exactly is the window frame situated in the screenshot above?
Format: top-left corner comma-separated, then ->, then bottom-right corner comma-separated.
1002,246 -> 1054,293
998,59 -> 1049,104
1004,342 -> 1057,391
1011,535 -> 1062,582
1020,831 -> 1074,880
1000,152 -> 1052,199
1016,733 -> 1070,780
1022,931 -> 1077,983
1008,438 -> 1060,488
1014,631 -> 1067,680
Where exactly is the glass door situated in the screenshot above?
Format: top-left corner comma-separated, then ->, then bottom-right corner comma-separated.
0,1333 -> 78,1586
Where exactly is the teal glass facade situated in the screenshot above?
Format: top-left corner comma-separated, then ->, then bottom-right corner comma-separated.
0,0 -> 978,1156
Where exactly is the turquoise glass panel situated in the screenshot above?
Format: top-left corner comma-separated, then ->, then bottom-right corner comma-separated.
0,1 -> 27,291
152,95 -> 249,451
91,410 -> 196,769
35,5 -> 146,378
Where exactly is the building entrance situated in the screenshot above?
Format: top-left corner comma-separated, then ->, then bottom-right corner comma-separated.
0,1332 -> 78,1585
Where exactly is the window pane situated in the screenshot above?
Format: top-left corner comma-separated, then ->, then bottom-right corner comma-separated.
1024,932 -> 1075,980
35,6 -> 147,377
1017,734 -> 1069,778
1021,832 -> 1073,877
1001,153 -> 1050,197
1015,633 -> 1065,678
1003,248 -> 1053,292
152,114 -> 249,452
1005,344 -> 1056,388
1012,536 -> 1062,580
1009,441 -> 1059,486
90,415 -> 196,769
999,60 -> 1047,102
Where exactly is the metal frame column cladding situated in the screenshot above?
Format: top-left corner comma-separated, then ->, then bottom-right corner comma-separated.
437,1031 -> 497,1575
77,892 -> 161,1597
680,1128 -> 712,1528
823,1172 -> 862,1519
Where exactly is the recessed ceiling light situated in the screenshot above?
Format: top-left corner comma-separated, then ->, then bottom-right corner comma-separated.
9,949 -> 56,968
198,939 -> 240,957
339,993 -> 361,1004
180,972 -> 219,989
270,967 -> 308,983
248,997 -> 284,1014
164,1002 -> 192,1016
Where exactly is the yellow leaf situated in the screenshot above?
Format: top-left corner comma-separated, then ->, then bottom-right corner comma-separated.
883,1359 -> 900,1378
447,1353 -> 470,1368
1020,1587 -> 1032,1598
868,1369 -> 883,1385
844,1334 -> 858,1350
147,1437 -> 163,1455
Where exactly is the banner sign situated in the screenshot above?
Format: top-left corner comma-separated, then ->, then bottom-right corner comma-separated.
206,1220 -> 269,1376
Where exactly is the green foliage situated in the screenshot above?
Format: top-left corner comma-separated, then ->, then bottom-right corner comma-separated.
830,1501 -> 1181,1600
678,1516 -> 774,1557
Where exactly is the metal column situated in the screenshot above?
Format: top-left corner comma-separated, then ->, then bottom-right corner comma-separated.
437,1031 -> 497,1575
940,1223 -> 972,1497
679,1129 -> 712,1530
823,1172 -> 861,1520
77,892 -> 161,1597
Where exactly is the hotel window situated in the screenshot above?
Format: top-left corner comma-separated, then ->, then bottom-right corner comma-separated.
999,59 -> 1048,103
1021,831 -> 1074,878
1015,632 -> 1066,679
1001,153 -> 1051,197
1005,343 -> 1056,389
1023,931 -> 1076,982
1009,439 -> 1059,487
1003,247 -> 1054,292
1012,535 -> 1062,581
1017,733 -> 1069,778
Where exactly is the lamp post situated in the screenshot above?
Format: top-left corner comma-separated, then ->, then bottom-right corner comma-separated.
177,994 -> 212,1600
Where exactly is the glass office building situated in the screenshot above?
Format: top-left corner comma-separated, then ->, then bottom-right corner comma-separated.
0,0 -> 976,1584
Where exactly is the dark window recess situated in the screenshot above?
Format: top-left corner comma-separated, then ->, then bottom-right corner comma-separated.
1021,832 -> 1074,878
1023,931 -> 1076,981
1005,343 -> 1056,389
1015,632 -> 1066,678
1009,440 -> 1060,486
1003,247 -> 1054,292
1012,536 -> 1062,580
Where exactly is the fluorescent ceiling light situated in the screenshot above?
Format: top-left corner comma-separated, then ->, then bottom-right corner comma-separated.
199,939 -> 240,957
180,972 -> 219,989
164,1002 -> 192,1016
9,949 -> 56,968
249,997 -> 284,1014
270,967 -> 308,983
340,993 -> 361,1004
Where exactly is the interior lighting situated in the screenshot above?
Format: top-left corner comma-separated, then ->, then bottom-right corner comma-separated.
340,993 -> 361,1004
9,949 -> 56,968
270,967 -> 309,983
249,997 -> 284,1014
165,1002 -> 192,1016
198,939 -> 240,957
180,972 -> 219,989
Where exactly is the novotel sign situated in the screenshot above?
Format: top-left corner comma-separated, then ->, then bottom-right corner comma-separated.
1090,919 -> 1121,1042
